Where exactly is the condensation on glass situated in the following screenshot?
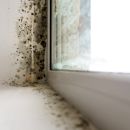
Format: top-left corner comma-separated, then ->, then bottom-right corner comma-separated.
51,0 -> 130,73
51,0 -> 90,70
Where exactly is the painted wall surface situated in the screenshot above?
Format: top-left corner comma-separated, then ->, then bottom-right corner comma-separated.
0,0 -> 20,84
0,0 -> 47,85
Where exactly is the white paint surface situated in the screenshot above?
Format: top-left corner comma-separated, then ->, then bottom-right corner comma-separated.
0,84 -> 96,130
0,0 -> 20,82
0,86 -> 53,130
48,71 -> 130,130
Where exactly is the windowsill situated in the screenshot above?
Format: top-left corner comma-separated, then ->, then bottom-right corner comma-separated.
47,70 -> 130,130
0,83 -> 97,130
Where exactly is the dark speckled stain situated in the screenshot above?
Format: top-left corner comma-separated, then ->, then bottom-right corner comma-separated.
9,0 -> 47,85
33,84 -> 96,130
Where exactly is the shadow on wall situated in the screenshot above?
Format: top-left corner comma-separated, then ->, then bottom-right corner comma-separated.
8,0 -> 47,85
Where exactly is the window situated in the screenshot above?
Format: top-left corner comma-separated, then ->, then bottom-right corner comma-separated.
48,1 -> 130,129
51,0 -> 130,73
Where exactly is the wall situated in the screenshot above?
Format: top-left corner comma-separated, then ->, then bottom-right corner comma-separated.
0,0 -> 47,85
0,0 -> 19,84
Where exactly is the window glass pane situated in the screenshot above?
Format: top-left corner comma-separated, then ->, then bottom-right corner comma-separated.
51,0 -> 130,73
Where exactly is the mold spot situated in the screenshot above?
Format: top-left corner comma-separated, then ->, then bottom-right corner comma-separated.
11,0 -> 47,85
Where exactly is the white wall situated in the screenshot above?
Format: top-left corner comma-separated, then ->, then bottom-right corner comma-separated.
0,0 -> 20,83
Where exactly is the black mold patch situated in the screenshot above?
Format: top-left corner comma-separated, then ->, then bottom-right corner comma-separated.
9,0 -> 47,85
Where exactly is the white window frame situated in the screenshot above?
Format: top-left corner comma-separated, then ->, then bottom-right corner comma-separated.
47,0 -> 130,130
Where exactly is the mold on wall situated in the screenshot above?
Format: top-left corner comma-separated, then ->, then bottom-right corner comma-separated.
8,0 -> 48,85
